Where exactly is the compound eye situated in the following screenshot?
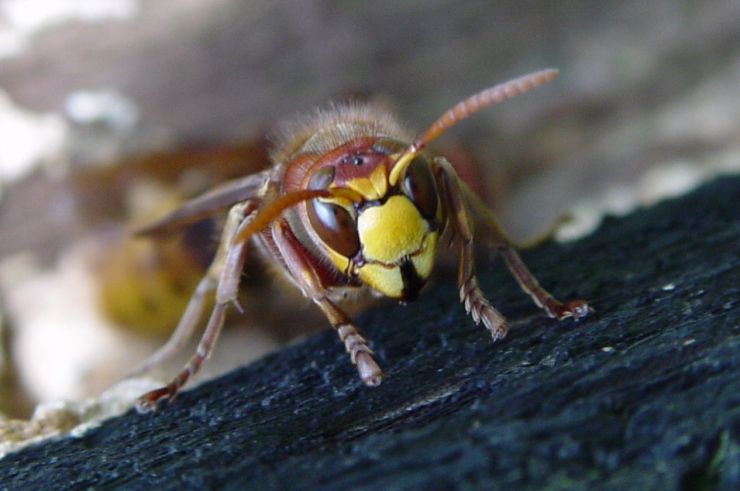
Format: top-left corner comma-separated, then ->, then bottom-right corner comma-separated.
307,165 -> 360,258
402,156 -> 438,220
307,201 -> 360,257
308,165 -> 335,190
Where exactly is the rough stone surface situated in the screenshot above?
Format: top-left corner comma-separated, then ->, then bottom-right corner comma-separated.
0,176 -> 738,490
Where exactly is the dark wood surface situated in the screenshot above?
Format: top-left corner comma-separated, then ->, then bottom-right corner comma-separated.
0,176 -> 738,490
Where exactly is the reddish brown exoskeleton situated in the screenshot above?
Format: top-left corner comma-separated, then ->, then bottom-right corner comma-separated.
134,68 -> 592,412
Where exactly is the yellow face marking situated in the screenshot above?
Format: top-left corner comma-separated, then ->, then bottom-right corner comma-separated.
356,231 -> 438,299
318,183 -> 439,299
345,166 -> 389,201
411,232 -> 438,280
357,195 -> 427,263
358,263 -> 404,298
368,165 -> 388,199
325,247 -> 350,273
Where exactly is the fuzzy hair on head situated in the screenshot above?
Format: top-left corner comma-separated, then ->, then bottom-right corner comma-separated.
269,102 -> 413,164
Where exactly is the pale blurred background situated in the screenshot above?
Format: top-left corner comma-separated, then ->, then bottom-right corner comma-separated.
1,0 -> 739,421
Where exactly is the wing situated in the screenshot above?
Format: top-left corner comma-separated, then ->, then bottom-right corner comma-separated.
134,170 -> 269,236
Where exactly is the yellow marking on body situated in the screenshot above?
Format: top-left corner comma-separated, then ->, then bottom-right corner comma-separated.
368,165 -> 388,199
346,178 -> 375,200
358,263 -> 404,298
345,166 -> 388,201
357,195 -> 427,263
326,247 -> 350,273
356,231 -> 438,298
319,192 -> 439,299
312,187 -> 363,211
330,187 -> 364,203
411,232 -> 438,280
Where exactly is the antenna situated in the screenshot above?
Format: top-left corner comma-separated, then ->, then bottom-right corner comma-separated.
389,68 -> 559,186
